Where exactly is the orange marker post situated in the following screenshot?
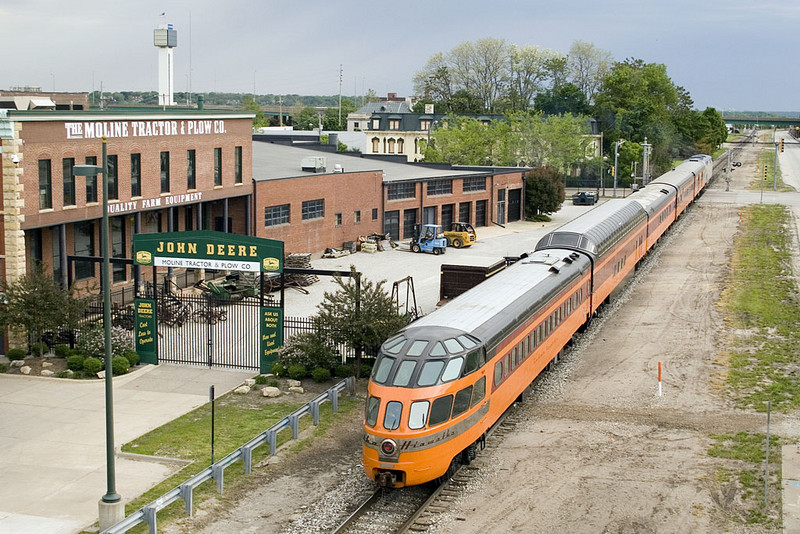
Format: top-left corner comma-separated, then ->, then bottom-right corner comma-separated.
658,361 -> 662,397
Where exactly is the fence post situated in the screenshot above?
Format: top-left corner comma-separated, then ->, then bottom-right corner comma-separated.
179,484 -> 193,516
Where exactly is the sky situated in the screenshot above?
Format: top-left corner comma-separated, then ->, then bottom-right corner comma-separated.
3,0 -> 799,112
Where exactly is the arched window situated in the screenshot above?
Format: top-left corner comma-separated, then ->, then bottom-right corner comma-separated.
397,138 -> 405,154
388,139 -> 396,153
371,137 -> 380,153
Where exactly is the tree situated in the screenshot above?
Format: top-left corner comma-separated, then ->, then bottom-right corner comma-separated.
566,40 -> 612,103
0,263 -> 90,354
241,95 -> 269,129
506,45 -> 562,111
525,166 -> 565,218
534,83 -> 590,116
313,267 -> 410,377
292,106 -> 322,130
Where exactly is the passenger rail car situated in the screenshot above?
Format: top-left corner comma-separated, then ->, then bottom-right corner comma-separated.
362,154 -> 713,488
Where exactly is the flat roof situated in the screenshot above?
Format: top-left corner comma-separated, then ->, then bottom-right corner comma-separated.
252,141 -> 491,183
6,108 -> 255,121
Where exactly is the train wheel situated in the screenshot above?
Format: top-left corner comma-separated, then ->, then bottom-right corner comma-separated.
461,443 -> 478,465
435,458 -> 459,485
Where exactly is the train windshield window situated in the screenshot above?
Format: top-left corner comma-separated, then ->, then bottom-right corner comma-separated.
406,340 -> 428,357
417,360 -> 445,386
392,360 -> 416,387
441,357 -> 464,382
429,395 -> 454,426
408,401 -> 429,429
366,396 -> 380,427
472,377 -> 486,406
443,338 -> 463,354
464,350 -> 480,374
373,355 -> 395,384
429,342 -> 447,356
457,335 -> 477,349
384,336 -> 406,355
452,385 -> 473,418
383,401 -> 402,430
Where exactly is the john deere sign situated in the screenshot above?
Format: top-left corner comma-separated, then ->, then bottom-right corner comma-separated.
133,231 -> 284,372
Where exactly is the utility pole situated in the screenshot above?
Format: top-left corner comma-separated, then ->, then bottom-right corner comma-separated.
642,137 -> 651,186
773,137 -> 779,191
278,96 -> 283,127
613,139 -> 625,197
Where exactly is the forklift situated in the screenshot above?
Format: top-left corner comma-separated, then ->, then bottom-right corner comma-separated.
410,224 -> 448,255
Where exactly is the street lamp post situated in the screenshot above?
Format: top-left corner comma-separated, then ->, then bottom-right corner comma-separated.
73,136 -> 123,529
613,139 -> 625,198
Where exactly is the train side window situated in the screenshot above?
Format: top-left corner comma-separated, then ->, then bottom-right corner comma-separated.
568,299 -> 572,314
430,342 -> 447,357
523,337 -> 529,358
408,401 -> 429,430
464,350 -> 480,374
472,376 -> 486,406
384,401 -> 402,430
372,355 -> 395,384
366,396 -> 380,427
538,324 -> 543,343
441,357 -> 464,383
406,340 -> 428,357
392,360 -> 417,387
511,347 -> 517,369
494,361 -> 503,387
417,360 -> 445,387
429,395 -> 454,426
504,354 -> 511,376
452,385 -> 473,418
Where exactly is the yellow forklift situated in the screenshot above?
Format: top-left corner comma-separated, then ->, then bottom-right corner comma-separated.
443,222 -> 477,248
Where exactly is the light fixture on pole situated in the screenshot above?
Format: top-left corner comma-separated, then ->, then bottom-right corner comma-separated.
73,136 -> 124,528
613,139 -> 625,198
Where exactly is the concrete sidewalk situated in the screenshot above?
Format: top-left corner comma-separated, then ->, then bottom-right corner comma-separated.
0,364 -> 256,534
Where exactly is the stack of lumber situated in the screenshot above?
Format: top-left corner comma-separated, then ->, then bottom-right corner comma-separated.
285,253 -> 319,286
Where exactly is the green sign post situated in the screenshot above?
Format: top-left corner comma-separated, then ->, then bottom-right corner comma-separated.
132,231 -> 284,372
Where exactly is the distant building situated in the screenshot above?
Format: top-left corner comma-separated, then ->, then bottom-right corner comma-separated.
0,89 -> 89,111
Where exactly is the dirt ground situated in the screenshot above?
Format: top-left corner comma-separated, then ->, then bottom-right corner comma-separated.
162,141 -> 798,534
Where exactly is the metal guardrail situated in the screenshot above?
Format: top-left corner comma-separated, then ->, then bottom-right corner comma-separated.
102,377 -> 357,534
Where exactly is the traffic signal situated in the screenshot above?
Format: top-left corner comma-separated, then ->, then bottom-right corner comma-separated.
780,138 -> 785,153
611,166 -> 615,177
763,165 -> 768,179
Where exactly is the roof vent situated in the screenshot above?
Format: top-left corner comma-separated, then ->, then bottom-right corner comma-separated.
301,156 -> 327,173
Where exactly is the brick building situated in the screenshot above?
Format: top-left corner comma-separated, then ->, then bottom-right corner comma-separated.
0,108 -> 255,295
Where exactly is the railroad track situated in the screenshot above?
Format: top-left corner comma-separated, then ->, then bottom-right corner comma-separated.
332,406 -> 522,534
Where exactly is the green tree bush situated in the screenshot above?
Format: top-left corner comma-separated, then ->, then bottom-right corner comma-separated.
83,357 -> 103,375
6,348 -> 25,361
311,367 -> 331,383
111,356 -> 130,376
288,364 -> 308,380
67,355 -> 85,371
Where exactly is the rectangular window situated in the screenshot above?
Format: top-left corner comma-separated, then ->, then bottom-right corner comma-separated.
387,182 -> 416,200
62,158 -> 75,206
74,221 -> 95,280
371,118 -> 380,129
427,179 -> 453,196
420,119 -> 431,131
187,149 -> 196,189
106,155 -> 118,200
372,208 -> 378,220
354,210 -> 361,224
214,147 -> 222,186
85,156 -> 98,203
38,159 -> 52,209
463,176 -> 487,192
301,199 -> 324,220
389,119 -> 400,130
52,227 -> 62,284
160,151 -> 170,193
335,213 -> 342,227
130,153 -> 141,197
234,146 -> 243,184
111,217 -> 126,283
265,204 -> 290,227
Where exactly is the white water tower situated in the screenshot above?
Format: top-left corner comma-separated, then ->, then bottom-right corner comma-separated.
154,23 -> 177,106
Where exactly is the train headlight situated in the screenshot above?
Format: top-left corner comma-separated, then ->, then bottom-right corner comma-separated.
381,439 -> 397,456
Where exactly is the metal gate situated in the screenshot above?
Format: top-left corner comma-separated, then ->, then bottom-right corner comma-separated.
156,291 -> 262,370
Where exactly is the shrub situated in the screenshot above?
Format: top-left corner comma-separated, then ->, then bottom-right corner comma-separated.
122,350 -> 139,367
311,367 -> 331,383
53,344 -> 71,358
6,348 -> 25,361
360,364 -> 372,378
271,362 -> 287,377
55,370 -> 70,378
67,354 -> 86,371
276,332 -> 338,372
287,364 -> 308,380
254,375 -> 270,385
112,356 -> 130,376
335,364 -> 353,378
267,378 -> 279,388
0,364 -> 7,373
83,357 -> 104,375
77,323 -> 135,359
29,342 -> 49,356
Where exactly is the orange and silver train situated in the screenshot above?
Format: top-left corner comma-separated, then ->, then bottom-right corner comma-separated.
362,155 -> 713,488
